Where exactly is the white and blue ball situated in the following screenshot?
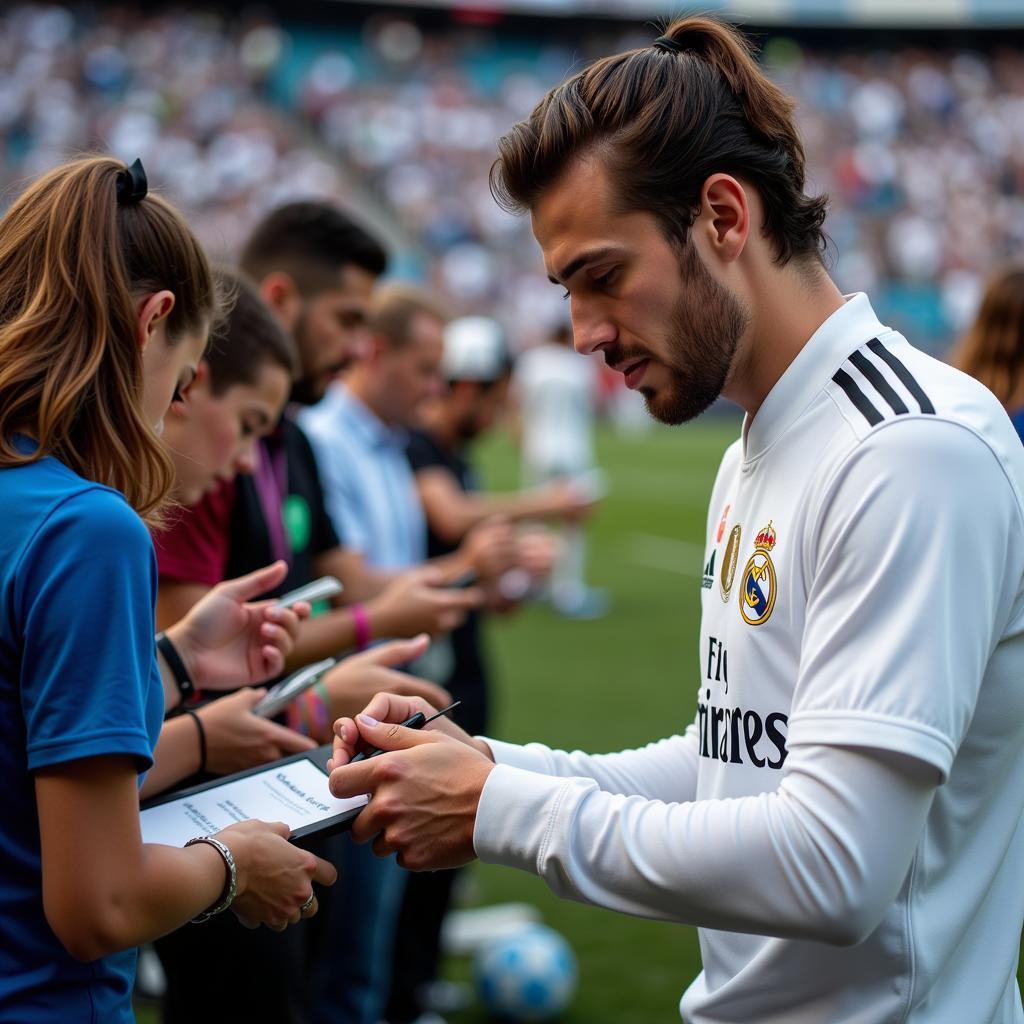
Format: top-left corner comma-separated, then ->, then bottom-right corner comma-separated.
474,924 -> 577,1021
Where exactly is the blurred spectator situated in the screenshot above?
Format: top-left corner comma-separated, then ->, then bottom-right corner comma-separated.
3,5 -> 1024,350
948,266 -> 1024,440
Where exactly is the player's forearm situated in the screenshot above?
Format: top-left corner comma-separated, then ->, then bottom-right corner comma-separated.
142,715 -> 202,799
484,728 -> 700,804
474,744 -> 934,945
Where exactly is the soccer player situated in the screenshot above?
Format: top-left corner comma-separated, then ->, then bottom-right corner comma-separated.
514,321 -> 605,617
327,17 -> 1024,1022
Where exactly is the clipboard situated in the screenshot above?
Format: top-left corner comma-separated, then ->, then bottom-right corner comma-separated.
140,744 -> 365,850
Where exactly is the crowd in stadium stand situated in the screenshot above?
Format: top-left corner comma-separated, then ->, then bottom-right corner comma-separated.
2,4 -> 1023,349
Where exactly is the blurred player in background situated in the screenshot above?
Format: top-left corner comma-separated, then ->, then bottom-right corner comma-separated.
515,322 -> 606,617
328,17 -> 1024,1022
949,266 -> 1024,442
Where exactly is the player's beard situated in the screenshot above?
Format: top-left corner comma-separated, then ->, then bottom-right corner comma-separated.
613,241 -> 749,426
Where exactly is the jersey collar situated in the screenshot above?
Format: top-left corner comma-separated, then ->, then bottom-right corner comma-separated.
742,292 -> 888,464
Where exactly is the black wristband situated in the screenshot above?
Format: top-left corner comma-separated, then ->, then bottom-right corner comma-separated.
156,632 -> 195,703
186,710 -> 207,774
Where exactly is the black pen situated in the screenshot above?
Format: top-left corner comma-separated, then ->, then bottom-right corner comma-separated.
349,701 -> 462,763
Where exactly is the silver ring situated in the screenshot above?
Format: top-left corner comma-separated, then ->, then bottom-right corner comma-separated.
299,891 -> 316,913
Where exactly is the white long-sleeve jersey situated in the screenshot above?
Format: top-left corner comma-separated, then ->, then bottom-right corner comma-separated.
474,294 -> 1024,1023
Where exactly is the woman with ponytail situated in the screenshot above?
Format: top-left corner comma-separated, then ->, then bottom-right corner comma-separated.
949,266 -> 1024,441
0,157 -> 335,1022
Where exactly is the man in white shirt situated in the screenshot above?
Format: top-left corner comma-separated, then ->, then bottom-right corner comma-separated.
515,323 -> 606,617
327,15 -> 1024,1023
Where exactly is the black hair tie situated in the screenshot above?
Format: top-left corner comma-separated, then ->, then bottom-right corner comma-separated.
116,158 -> 148,206
653,35 -> 685,55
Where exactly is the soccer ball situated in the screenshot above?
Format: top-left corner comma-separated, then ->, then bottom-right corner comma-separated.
474,924 -> 578,1022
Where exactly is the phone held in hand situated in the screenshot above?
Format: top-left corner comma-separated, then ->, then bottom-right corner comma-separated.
253,658 -> 336,718
446,569 -> 479,590
274,576 -> 343,609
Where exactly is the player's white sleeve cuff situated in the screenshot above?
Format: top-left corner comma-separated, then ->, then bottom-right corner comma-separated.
473,763 -> 580,872
788,713 -> 955,782
478,737 -> 558,775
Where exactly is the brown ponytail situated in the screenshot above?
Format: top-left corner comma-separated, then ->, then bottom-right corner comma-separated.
949,267 -> 1024,409
0,156 -> 218,524
658,18 -> 807,179
492,15 -> 828,266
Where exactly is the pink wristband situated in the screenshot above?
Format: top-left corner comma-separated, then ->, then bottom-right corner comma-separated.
310,681 -> 331,739
352,602 -> 372,652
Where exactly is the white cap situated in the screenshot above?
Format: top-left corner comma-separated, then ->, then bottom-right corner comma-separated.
442,316 -> 508,382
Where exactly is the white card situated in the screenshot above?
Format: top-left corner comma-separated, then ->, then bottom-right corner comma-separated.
141,758 -> 366,847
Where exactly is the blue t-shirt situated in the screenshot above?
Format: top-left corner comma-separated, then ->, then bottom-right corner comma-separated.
1010,406 -> 1024,445
0,446 -> 164,1022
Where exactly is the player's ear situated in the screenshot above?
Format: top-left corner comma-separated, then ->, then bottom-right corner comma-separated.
696,174 -> 749,265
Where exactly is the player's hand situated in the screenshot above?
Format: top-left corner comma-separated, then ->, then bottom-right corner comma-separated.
327,709 -> 494,871
197,689 -> 316,776
367,567 -> 482,639
165,562 -> 310,691
328,691 -> 491,771
320,636 -> 452,722
459,518 -> 518,582
216,819 -> 337,931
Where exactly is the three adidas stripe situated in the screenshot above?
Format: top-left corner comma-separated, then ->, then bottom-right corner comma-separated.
832,338 -> 935,427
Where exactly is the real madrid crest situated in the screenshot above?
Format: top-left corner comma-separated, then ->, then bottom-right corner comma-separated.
740,520 -> 777,626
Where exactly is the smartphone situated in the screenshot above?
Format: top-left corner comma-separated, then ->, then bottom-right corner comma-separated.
274,576 -> 343,609
445,569 -> 479,590
253,658 -> 337,718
